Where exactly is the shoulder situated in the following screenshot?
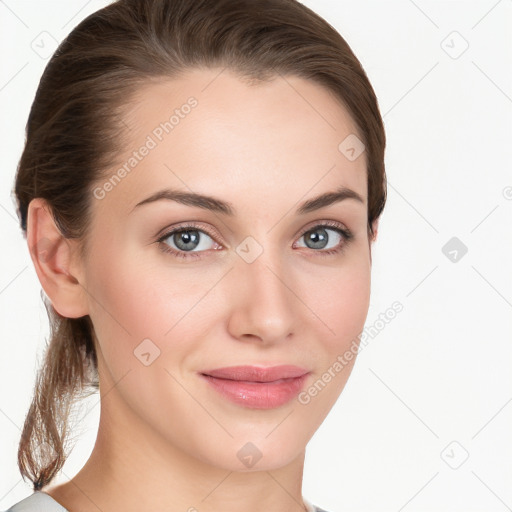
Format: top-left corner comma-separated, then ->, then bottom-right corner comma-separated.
3,491 -> 69,512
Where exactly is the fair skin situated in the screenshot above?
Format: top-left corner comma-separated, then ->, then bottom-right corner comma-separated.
28,67 -> 378,512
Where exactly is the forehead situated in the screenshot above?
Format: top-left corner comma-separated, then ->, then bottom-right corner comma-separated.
97,68 -> 368,217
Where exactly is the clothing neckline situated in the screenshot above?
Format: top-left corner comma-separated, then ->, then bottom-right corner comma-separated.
35,490 -> 317,512
33,491 -> 70,511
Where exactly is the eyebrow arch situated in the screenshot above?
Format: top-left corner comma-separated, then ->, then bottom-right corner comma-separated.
131,185 -> 365,216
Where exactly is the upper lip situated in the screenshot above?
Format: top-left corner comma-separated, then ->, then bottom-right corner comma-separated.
201,365 -> 309,382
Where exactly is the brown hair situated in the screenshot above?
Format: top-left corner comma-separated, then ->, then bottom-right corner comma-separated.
13,0 -> 386,491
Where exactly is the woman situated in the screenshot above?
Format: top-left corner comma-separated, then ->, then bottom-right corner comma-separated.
6,0 -> 386,510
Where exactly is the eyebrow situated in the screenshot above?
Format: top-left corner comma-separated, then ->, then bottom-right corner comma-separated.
131,185 -> 365,216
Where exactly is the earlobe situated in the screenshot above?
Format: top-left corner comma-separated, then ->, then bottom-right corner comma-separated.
27,198 -> 89,319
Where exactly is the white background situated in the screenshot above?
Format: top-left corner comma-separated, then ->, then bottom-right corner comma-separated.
1,1 -> 511,511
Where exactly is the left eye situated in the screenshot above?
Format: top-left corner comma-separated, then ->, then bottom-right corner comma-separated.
295,226 -> 345,251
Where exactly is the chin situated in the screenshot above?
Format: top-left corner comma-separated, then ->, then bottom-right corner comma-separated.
198,435 -> 305,473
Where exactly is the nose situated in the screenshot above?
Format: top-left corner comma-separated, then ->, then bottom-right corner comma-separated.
226,246 -> 298,345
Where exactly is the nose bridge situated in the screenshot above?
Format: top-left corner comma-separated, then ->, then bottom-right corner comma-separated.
229,234 -> 297,340
237,238 -> 290,302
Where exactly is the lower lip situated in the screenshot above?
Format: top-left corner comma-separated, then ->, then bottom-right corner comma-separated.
200,373 -> 309,409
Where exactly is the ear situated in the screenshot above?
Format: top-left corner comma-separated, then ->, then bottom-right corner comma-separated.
368,218 -> 379,265
371,218 -> 379,242
27,198 -> 89,318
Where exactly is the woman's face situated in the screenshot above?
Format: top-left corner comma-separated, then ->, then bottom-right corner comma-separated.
79,68 -> 375,471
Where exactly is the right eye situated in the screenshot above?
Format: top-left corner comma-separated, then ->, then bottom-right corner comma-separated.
156,223 -> 223,260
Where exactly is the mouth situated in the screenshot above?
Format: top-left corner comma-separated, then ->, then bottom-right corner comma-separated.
200,364 -> 309,382
199,365 -> 310,409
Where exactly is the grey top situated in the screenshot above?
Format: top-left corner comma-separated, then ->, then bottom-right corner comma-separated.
4,491 -> 329,512
4,492 -> 69,512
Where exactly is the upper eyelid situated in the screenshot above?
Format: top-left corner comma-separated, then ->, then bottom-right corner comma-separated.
157,222 -> 219,242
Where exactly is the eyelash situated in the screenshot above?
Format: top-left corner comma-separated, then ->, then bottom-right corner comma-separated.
156,220 -> 354,260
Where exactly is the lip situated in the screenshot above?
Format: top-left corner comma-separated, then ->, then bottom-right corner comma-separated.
199,365 -> 310,409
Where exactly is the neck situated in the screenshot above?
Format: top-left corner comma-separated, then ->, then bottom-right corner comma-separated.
44,385 -> 308,512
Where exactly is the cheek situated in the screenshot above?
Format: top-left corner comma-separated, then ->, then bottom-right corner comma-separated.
83,247 -> 167,371
83,246 -> 215,370
307,252 -> 371,349
293,257 -> 370,424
